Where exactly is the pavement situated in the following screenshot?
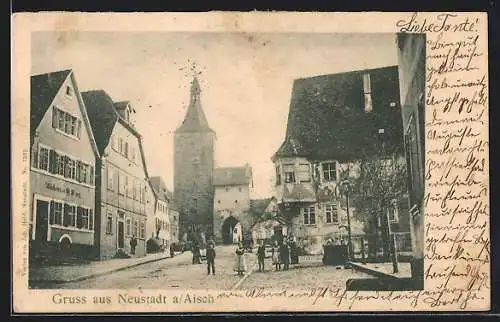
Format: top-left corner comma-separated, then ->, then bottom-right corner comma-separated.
30,245 -> 259,290
29,251 -> 174,284
348,261 -> 412,279
29,245 -> 372,290
236,254 -> 372,291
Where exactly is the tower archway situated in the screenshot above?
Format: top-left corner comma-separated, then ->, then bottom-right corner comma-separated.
222,216 -> 240,245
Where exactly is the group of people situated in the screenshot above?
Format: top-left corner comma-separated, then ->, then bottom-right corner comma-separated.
187,238 -> 300,277
257,240 -> 299,272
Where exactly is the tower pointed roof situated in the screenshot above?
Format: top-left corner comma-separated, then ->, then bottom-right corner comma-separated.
176,77 -> 214,133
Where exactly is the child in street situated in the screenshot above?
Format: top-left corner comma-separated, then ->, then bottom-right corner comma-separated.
271,241 -> 281,271
257,241 -> 266,272
206,243 -> 216,275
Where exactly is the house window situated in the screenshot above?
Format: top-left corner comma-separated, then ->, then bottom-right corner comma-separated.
118,172 -> 125,195
131,147 -> 136,163
38,146 -> 50,171
124,142 -> 129,158
225,187 -> 229,192
49,201 -> 63,225
284,164 -> 295,183
52,107 -> 81,138
363,73 -> 373,113
297,163 -> 311,182
302,206 -> 316,225
63,204 -> 76,227
66,86 -> 72,96
238,187 -> 242,192
325,203 -> 339,224
275,165 -> 281,185
106,214 -> 113,234
107,166 -> 114,190
139,220 -> 146,239
76,207 -> 90,230
133,219 -> 139,237
126,218 -> 131,236
322,162 -> 337,181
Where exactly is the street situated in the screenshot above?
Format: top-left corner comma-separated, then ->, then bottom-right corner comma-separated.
31,245 -> 372,290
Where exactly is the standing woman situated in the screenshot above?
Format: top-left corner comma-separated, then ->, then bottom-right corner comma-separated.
271,241 -> 281,271
234,242 -> 247,276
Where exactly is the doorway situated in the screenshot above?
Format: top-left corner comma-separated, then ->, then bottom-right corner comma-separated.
35,199 -> 49,243
274,226 -> 283,244
117,221 -> 125,249
222,216 -> 239,245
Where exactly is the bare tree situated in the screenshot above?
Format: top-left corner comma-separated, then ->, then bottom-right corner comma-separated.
339,155 -> 408,261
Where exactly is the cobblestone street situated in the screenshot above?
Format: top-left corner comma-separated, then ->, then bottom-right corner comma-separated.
35,245 -> 258,290
32,245 -> 373,290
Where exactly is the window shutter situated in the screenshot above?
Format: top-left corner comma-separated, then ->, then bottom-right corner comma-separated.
89,165 -> 94,185
76,207 -> 83,229
89,209 -> 94,230
52,107 -> 58,128
63,204 -> 69,226
76,120 -> 82,138
49,150 -> 56,174
49,200 -> 55,224
76,161 -> 82,182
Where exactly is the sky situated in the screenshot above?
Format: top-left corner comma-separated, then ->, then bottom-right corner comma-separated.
31,32 -> 399,198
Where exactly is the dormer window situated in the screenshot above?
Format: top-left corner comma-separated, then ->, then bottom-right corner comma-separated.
283,164 -> 295,183
66,86 -> 72,97
363,73 -> 373,113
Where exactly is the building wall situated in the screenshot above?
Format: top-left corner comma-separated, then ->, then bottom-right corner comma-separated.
96,122 -> 149,260
174,131 -> 216,233
213,183 -> 252,242
396,33 -> 426,281
30,73 -> 96,253
169,209 -> 180,243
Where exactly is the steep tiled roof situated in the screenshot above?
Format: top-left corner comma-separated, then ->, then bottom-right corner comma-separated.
149,176 -> 170,202
30,69 -> 72,141
273,66 -> 403,162
81,90 -> 151,184
175,77 -> 214,133
213,166 -> 253,186
81,90 -> 119,155
149,176 -> 179,211
249,198 -> 273,215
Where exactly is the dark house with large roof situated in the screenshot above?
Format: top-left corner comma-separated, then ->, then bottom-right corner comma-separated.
272,65 -> 411,255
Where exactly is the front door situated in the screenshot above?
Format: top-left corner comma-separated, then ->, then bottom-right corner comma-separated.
35,200 -> 49,243
117,221 -> 125,249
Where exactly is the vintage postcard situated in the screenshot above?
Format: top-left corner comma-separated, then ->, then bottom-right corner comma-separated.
11,12 -> 489,312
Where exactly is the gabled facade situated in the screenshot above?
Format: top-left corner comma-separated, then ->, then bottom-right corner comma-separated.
174,77 -> 216,239
396,33 -> 426,285
29,69 -> 100,259
213,164 -> 253,244
82,90 -> 152,260
148,176 -> 173,248
272,66 -> 410,255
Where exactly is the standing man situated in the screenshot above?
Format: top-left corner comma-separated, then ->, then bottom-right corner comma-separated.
130,235 -> 137,255
257,241 -> 266,272
206,243 -> 216,275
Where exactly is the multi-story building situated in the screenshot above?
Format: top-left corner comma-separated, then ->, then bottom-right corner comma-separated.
396,33 -> 426,285
212,164 -> 253,244
82,90 -> 152,260
174,77 -> 216,240
167,194 -> 180,245
148,176 -> 172,248
29,69 -> 100,260
272,66 -> 410,255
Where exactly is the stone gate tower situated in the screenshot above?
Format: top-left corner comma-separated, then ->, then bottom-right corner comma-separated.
174,77 -> 216,240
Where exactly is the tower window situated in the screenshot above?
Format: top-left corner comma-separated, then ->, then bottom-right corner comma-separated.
363,73 -> 373,113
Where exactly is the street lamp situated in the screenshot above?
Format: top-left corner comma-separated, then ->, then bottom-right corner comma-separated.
378,128 -> 399,274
